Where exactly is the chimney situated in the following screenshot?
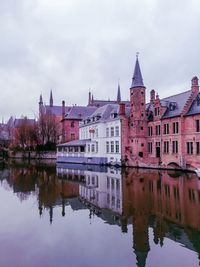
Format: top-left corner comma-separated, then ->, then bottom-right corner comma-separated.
150,89 -> 155,103
62,100 -> 65,120
191,76 -> 199,95
119,103 -> 125,116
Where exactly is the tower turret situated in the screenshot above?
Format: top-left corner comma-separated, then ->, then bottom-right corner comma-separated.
129,54 -> 147,160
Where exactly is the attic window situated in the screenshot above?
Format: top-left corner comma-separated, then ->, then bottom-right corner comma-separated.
112,113 -> 118,118
169,102 -> 176,111
96,115 -> 101,120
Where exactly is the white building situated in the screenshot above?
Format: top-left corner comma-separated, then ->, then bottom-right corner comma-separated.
57,104 -> 123,165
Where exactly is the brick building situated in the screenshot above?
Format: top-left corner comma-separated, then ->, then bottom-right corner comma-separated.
121,56 -> 200,170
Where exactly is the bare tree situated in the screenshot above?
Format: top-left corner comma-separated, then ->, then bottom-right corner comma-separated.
38,112 -> 60,145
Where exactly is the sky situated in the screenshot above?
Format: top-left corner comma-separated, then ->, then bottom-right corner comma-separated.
0,0 -> 200,121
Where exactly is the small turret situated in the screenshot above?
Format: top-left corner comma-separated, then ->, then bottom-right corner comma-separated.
150,90 -> 155,103
88,90 -> 92,106
50,90 -> 53,107
39,94 -> 43,105
117,83 -> 121,102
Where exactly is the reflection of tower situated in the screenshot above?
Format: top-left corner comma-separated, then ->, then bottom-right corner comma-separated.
133,215 -> 150,267
153,216 -> 167,247
61,178 -> 66,217
49,206 -> 53,224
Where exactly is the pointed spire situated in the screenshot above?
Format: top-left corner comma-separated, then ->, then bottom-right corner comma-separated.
88,89 -> 91,105
50,90 -> 53,107
131,53 -> 144,88
39,94 -> 43,105
117,83 -> 121,102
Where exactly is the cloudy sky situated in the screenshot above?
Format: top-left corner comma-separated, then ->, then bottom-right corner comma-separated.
0,0 -> 200,120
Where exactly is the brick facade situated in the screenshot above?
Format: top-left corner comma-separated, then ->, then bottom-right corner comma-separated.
121,57 -> 200,170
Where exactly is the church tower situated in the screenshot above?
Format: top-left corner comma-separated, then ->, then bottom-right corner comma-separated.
129,54 -> 147,160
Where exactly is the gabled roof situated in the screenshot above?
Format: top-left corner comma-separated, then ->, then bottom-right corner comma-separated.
186,93 -> 200,116
161,90 -> 191,119
45,105 -> 72,116
65,106 -> 97,120
90,104 -> 119,121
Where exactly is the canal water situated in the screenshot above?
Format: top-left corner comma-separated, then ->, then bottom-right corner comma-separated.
0,160 -> 199,267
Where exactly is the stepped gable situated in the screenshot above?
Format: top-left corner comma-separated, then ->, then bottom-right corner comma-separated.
186,93 -> 200,116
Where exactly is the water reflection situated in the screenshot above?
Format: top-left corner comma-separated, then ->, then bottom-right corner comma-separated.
0,160 -> 199,266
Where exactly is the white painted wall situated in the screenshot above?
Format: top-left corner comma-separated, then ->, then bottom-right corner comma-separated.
79,118 -> 121,163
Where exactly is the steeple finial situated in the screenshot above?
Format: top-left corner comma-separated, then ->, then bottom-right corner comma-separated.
117,83 -> 121,102
131,53 -> 144,88
50,90 -> 53,107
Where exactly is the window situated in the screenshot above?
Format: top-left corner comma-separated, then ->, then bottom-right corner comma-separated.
155,107 -> 160,116
96,142 -> 98,153
91,144 -> 95,152
111,141 -> 114,153
71,133 -> 75,140
196,142 -> 200,155
88,144 -> 90,153
71,121 -> 75,128
115,126 -> 119,136
74,147 -> 79,153
164,123 -> 169,135
173,122 -> 179,134
148,126 -> 153,136
164,141 -> 169,154
106,141 -> 109,153
115,141 -> 119,153
106,127 -> 109,137
148,142 -> 153,154
111,127 -> 114,137
172,141 -> 178,154
69,147 -> 73,153
196,120 -> 200,132
187,142 -> 193,154
80,147 -> 85,152
96,128 -> 98,137
156,125 -> 161,136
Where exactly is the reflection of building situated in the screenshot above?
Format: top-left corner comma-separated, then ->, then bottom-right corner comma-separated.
122,168 -> 200,266
79,168 -> 122,215
1,161 -> 200,265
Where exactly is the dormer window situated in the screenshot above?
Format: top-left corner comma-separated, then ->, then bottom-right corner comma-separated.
111,112 -> 118,119
96,115 -> 101,120
169,102 -> 176,111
